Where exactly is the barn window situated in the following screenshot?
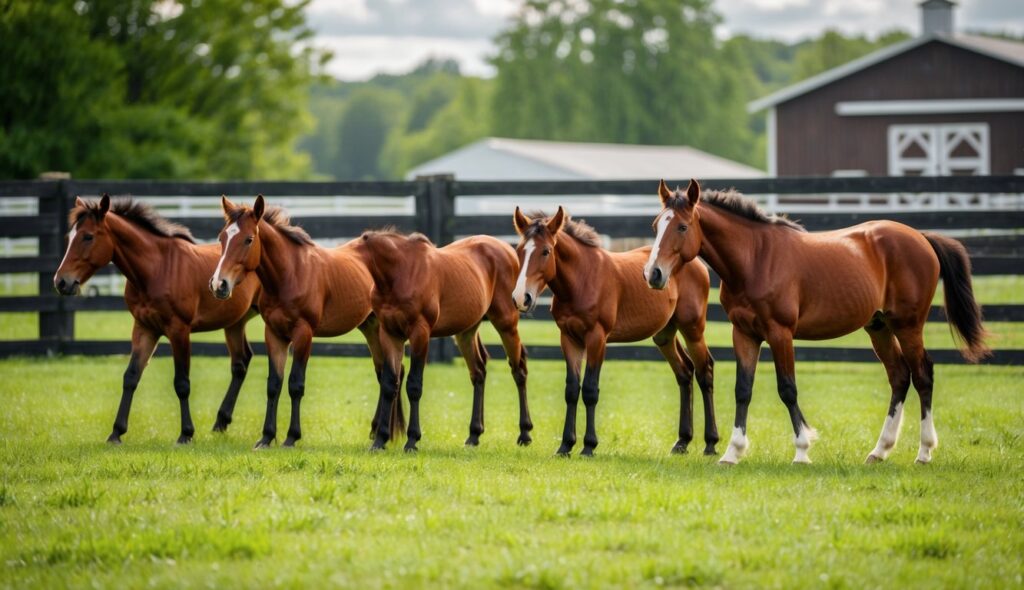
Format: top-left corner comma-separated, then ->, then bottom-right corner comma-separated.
888,124 -> 990,176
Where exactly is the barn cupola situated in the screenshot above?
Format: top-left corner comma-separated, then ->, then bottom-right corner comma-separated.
920,0 -> 956,36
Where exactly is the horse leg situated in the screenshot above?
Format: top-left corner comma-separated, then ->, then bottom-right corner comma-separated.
556,332 -> 585,456
255,327 -> 289,449
167,326 -> 195,445
213,320 -> 253,433
580,329 -> 608,457
283,323 -> 313,447
372,330 -> 407,451
653,325 -> 695,454
865,316 -> 912,463
766,327 -> 817,464
893,324 -> 937,464
720,328 -> 762,464
359,317 -> 385,439
680,327 -> 718,455
108,322 -> 159,444
403,326 -> 430,452
455,326 -> 488,447
491,318 -> 533,446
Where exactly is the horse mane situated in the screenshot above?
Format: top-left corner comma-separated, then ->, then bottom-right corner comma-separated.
228,205 -> 315,246
361,227 -> 434,246
70,198 -> 196,243
523,211 -> 602,247
684,188 -> 805,232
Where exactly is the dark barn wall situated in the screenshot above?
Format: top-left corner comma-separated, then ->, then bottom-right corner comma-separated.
776,41 -> 1024,176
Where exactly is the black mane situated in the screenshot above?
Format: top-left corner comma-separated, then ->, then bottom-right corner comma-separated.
523,211 -> 602,247
680,188 -> 805,232
228,205 -> 316,246
70,198 -> 196,243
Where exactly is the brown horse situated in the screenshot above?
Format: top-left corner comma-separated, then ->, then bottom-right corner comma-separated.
512,208 -> 717,457
645,179 -> 989,465
212,195 -> 401,449
354,229 -> 533,451
53,195 -> 260,444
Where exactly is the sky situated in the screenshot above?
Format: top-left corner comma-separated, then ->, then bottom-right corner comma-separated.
306,0 -> 1024,80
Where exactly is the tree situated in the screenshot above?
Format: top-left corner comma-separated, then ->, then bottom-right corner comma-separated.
489,0 -> 757,165
0,0 -> 328,179
793,29 -> 910,81
334,88 -> 404,180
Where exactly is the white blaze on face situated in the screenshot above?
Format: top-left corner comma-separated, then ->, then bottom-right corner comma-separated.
58,224 -> 79,271
644,210 -> 674,282
212,222 -> 240,287
512,239 -> 537,310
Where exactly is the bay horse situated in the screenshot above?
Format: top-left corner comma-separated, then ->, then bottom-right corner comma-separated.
53,194 -> 261,444
354,229 -> 533,452
513,208 -> 718,457
212,195 -> 402,449
645,179 -> 989,465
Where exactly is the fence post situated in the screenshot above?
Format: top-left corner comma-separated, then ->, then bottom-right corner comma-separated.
415,174 -> 457,363
38,177 -> 74,352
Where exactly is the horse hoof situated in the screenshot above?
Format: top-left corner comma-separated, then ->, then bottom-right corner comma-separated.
914,459 -> 931,466
464,436 -> 480,447
517,434 -> 532,446
581,447 -> 595,457
792,458 -> 812,465
253,438 -> 273,450
865,454 -> 884,464
718,458 -> 737,466
176,435 -> 193,445
369,442 -> 386,452
404,443 -> 418,453
282,437 -> 298,448
703,445 -> 717,456
671,444 -> 689,455
555,445 -> 573,457
212,423 -> 228,434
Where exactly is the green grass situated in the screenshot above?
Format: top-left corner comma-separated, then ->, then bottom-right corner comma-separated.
0,355 -> 1021,588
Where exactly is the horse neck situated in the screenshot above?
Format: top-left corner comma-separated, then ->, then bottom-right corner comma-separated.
696,204 -> 764,288
105,213 -> 170,291
548,236 -> 597,301
254,221 -> 308,295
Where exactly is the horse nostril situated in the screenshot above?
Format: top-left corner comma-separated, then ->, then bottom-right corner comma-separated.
523,293 -> 533,308
651,267 -> 663,284
57,278 -> 66,291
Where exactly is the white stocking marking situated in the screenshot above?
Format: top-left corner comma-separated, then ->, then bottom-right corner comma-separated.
917,410 -> 937,464
869,402 -> 904,461
719,426 -> 748,464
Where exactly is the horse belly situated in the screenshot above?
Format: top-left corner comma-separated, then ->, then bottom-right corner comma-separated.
432,299 -> 488,337
607,289 -> 674,343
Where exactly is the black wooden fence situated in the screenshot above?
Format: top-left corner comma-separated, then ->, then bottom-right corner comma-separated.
1,175 -> 1021,364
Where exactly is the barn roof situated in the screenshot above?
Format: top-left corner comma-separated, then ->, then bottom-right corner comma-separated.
406,137 -> 765,180
748,33 -> 1024,113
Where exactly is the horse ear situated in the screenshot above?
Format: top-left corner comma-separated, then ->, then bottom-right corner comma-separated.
99,193 -> 110,216
221,195 -> 238,219
75,196 -> 87,209
513,206 -> 531,236
686,178 -> 701,205
547,206 -> 567,235
658,179 -> 672,206
252,194 -> 265,222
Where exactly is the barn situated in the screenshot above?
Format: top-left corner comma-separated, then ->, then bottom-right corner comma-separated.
748,0 -> 1024,177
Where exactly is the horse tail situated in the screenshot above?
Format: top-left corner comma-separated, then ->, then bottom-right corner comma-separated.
922,232 -> 991,363
390,364 -> 406,441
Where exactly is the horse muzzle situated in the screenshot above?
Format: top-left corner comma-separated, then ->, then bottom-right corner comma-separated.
211,278 -> 233,300
54,276 -> 80,296
514,291 -> 536,313
646,266 -> 668,290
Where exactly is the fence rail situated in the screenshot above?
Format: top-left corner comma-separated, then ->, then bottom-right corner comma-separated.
0,175 -> 1020,364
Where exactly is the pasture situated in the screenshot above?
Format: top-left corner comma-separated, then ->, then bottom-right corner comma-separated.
1,353 -> 1021,588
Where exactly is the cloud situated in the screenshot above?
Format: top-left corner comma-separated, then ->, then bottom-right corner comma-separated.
317,35 -> 496,79
306,0 -> 515,39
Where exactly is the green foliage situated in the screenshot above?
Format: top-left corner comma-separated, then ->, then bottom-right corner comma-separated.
0,0 -> 327,179
489,0 -> 758,165
0,356 -> 1022,587
793,29 -> 911,81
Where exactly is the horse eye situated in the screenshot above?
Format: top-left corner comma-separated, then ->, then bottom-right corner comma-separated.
83,234 -> 94,242
677,224 -> 688,233
542,248 -> 551,256
245,236 -> 254,245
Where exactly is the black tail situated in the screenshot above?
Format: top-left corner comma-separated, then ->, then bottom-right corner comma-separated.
390,365 -> 406,441
922,232 -> 990,363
